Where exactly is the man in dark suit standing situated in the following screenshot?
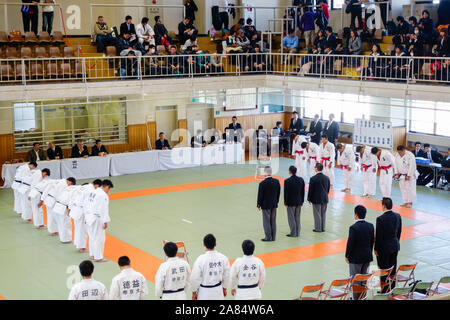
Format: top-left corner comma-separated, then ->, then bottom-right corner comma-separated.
71,139 -> 89,158
155,132 -> 171,150
323,113 -> 339,146
289,111 -> 304,153
307,163 -> 330,232
284,166 -> 305,237
308,114 -> 322,145
46,141 -> 63,160
27,142 -> 47,162
228,116 -> 243,143
375,197 -> 402,292
257,166 -> 280,242
345,205 -> 375,299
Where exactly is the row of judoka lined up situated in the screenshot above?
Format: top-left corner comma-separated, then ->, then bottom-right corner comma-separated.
11,161 -> 114,262
291,135 -> 418,208
69,235 -> 265,301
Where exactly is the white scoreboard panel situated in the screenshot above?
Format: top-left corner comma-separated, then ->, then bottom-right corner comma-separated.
353,119 -> 393,150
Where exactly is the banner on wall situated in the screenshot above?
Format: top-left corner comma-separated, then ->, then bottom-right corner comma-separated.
353,118 -> 393,150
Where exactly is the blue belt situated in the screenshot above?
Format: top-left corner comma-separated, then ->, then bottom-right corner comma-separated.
163,288 -> 185,294
200,281 -> 222,288
238,283 -> 259,289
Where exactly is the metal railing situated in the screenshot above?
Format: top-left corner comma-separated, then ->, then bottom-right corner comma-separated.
0,53 -> 449,85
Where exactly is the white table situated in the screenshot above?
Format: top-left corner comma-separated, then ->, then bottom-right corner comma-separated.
1,160 -> 61,188
110,151 -> 160,176
60,156 -> 110,180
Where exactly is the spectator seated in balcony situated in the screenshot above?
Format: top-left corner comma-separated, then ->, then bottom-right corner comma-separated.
237,29 -> 252,52
94,16 -> 114,54
144,45 -> 167,76
183,45 -> 199,74
405,26 -> 424,57
435,58 -> 449,82
325,26 -> 337,50
197,50 -> 217,75
244,18 -> 258,40
136,17 -> 155,50
363,44 -> 388,79
225,30 -> 243,54
408,16 -> 418,30
91,140 -> 108,157
433,28 -> 449,57
154,16 -> 172,51
249,44 -> 268,73
313,29 -> 326,53
345,29 -> 362,55
178,17 -> 198,45
181,35 -> 198,53
283,29 -> 299,54
389,45 -> 409,80
311,46 -> 336,75
393,16 -> 412,46
120,15 -> 137,46
119,50 -> 140,80
168,45 -> 183,75
114,32 -> 142,57
418,10 -> 434,45
230,18 -> 245,37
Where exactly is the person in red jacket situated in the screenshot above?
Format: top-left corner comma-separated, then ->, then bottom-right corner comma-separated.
319,0 -> 330,20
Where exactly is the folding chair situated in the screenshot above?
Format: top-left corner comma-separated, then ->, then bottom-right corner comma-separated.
370,266 -> 394,293
350,273 -> 372,300
388,287 -> 413,300
372,294 -> 389,300
163,240 -> 190,265
294,282 -> 325,300
393,263 -> 417,288
410,281 -> 434,300
321,277 -> 352,300
431,276 -> 450,296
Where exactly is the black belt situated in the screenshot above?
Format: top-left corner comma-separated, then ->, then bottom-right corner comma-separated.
200,281 -> 222,288
56,200 -> 68,207
163,288 -> 185,294
238,284 -> 259,289
14,180 -> 22,183
23,182 -> 31,186
48,194 -> 55,198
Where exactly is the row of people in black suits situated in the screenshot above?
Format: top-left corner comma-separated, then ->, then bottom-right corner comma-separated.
345,197 -> 402,298
26,140 -> 107,162
413,141 -> 445,186
71,140 -> 108,158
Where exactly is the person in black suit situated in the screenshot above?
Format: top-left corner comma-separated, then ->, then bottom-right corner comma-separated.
155,132 -> 171,150
91,140 -> 108,157
273,121 -> 289,153
71,140 -> 89,158
418,143 -> 444,186
46,141 -> 63,160
375,197 -> 402,292
413,141 -> 426,158
27,142 -> 47,162
228,116 -> 243,143
257,166 -> 280,242
284,166 -> 305,237
325,27 -> 337,50
345,205 -> 375,299
323,113 -> 339,146
120,15 -> 137,45
191,129 -> 206,148
308,114 -> 322,145
289,111 -> 304,153
307,163 -> 330,232
178,17 -> 198,45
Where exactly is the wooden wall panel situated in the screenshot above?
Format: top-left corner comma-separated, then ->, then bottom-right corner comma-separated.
127,124 -> 148,151
393,127 -> 407,151
178,119 -> 188,146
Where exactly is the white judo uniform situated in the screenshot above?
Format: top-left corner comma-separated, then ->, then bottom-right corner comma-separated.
320,141 -> 336,185
337,145 -> 355,190
110,267 -> 148,300
360,148 -> 378,196
84,187 -> 110,260
68,278 -> 108,300
306,142 -> 320,179
53,184 -> 78,243
155,257 -> 191,300
395,150 -> 418,204
12,164 -> 30,215
69,184 -> 93,250
292,136 -> 307,180
18,168 -> 39,221
28,171 -> 47,227
230,255 -> 265,300
378,150 -> 397,198
41,179 -> 66,234
191,250 -> 230,300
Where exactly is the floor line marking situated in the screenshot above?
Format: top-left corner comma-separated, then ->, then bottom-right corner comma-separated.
0,295 -> 5,300
182,219 -> 193,224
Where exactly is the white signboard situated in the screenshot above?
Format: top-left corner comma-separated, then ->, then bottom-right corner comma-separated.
353,119 -> 393,150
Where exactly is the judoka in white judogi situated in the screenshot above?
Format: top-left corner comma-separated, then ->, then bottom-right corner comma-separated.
12,163 -> 35,216
155,243 -> 191,300
337,144 -> 355,192
19,167 -> 40,222
319,137 -> 336,186
304,141 -> 320,179
29,168 -> 51,228
110,259 -> 148,300
230,248 -> 265,300
53,180 -> 77,243
292,135 -> 307,180
395,148 -> 418,207
373,148 -> 397,198
357,146 -> 378,197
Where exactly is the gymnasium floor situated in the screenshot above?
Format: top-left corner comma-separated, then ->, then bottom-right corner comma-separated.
0,157 -> 450,300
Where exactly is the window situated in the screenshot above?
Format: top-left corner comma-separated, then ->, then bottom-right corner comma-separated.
332,0 -> 346,10
436,102 -> 450,136
14,103 -> 37,132
409,100 -> 435,135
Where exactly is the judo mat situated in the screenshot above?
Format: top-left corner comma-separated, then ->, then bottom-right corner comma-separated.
0,157 -> 450,300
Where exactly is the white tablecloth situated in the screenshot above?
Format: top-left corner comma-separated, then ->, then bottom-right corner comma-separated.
110,151 -> 160,176
60,156 -> 110,180
1,160 -> 61,188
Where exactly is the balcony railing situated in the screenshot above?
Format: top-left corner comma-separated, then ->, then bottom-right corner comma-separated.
0,53 -> 449,85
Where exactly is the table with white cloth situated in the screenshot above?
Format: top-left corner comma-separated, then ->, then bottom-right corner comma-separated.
60,156 -> 111,180
1,160 -> 62,188
109,151 -> 160,176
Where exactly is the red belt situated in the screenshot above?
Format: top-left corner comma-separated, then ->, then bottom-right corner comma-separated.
342,165 -> 350,170
295,150 -> 304,155
309,156 -> 317,161
321,157 -> 331,165
361,164 -> 372,172
380,165 -> 392,173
